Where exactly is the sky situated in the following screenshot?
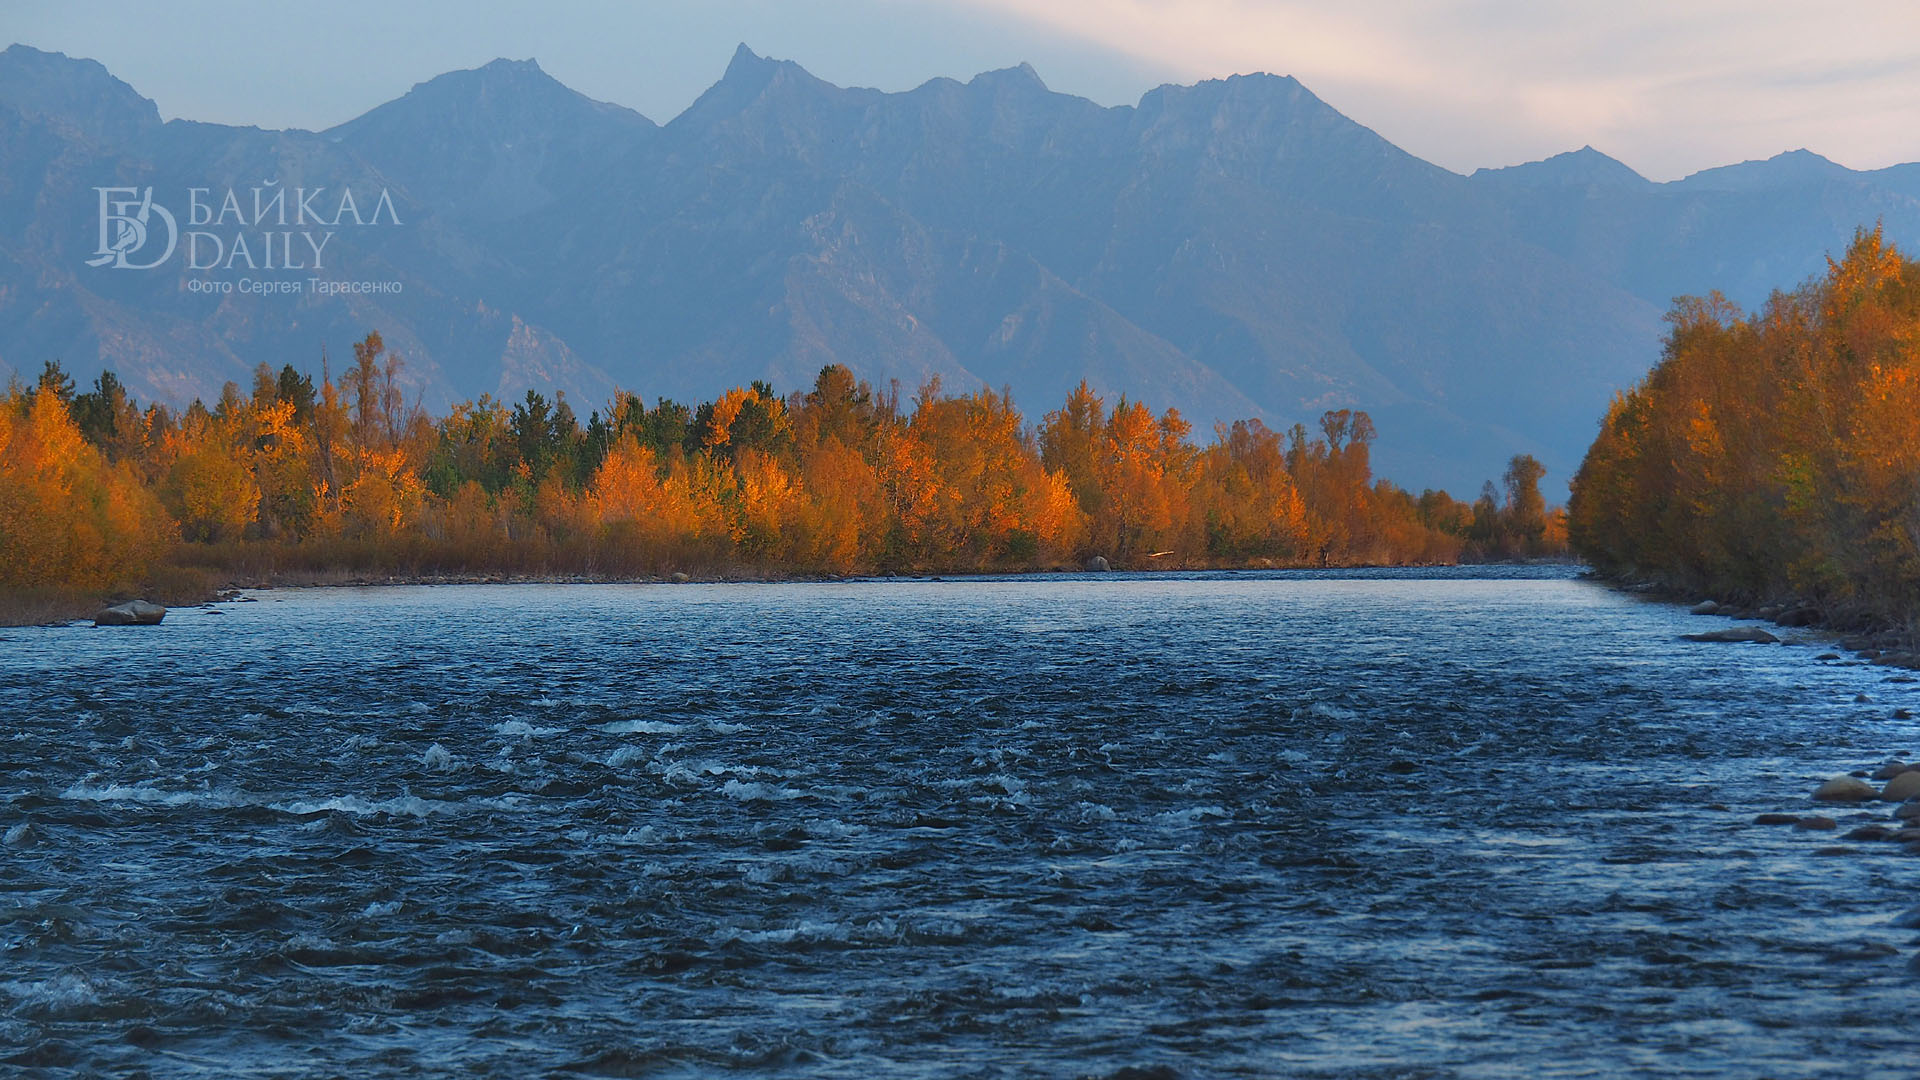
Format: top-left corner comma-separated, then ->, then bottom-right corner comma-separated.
6,0 -> 1919,181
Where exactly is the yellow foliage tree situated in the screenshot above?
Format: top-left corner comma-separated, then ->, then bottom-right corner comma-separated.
0,390 -> 171,590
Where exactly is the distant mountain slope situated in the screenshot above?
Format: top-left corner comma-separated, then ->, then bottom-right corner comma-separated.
3,42 -> 1916,497
326,57 -> 657,225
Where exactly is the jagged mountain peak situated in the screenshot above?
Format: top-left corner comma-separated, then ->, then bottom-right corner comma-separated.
1471,145 -> 1651,190
0,42 -> 161,144
967,62 -> 1048,95
329,55 -> 652,136
476,56 -> 546,76
1678,147 -> 1852,192
1142,70 -> 1310,111
1128,67 -> 1461,208
8,46 -> 1920,503
723,42 -> 773,79
1133,69 -> 1382,145
323,54 -> 653,222
710,43 -> 836,98
668,43 -> 875,137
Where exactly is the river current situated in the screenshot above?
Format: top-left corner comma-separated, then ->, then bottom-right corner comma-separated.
4,567 -> 1920,1077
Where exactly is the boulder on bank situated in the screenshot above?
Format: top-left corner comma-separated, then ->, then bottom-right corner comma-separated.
1682,626 -> 1779,644
1881,771 -> 1920,802
1690,600 -> 1721,615
1776,606 -> 1822,627
93,600 -> 166,626
1813,775 -> 1878,802
1084,556 -> 1111,573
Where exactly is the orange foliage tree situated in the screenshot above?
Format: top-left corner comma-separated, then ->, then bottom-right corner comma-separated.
1570,226 -> 1920,624
5,349 -> 1562,590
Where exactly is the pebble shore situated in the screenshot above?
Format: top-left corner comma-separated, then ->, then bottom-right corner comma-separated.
1672,594 -> 1920,969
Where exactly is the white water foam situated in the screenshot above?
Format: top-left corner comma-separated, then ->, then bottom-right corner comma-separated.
0,973 -> 104,1013
60,782 -> 239,808
1152,805 -> 1230,825
721,779 -> 801,802
494,719 -> 563,737
731,920 -> 852,945
654,759 -> 765,784
1076,802 -> 1118,823
273,794 -> 454,818
598,720 -> 684,735
805,817 -> 868,838
605,745 -> 650,768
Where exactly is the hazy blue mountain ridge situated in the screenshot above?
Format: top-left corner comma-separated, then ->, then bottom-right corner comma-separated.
4,41 -> 1916,496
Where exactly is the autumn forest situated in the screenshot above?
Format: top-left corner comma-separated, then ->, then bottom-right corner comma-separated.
0,335 -> 1566,612
1570,228 -> 1920,627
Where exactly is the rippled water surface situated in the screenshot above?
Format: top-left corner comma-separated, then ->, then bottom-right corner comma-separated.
6,568 -> 1920,1078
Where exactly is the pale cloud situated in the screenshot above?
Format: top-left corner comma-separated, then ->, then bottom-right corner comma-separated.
950,0 -> 1920,179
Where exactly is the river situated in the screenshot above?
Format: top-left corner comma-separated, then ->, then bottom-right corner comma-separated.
4,567 -> 1919,1077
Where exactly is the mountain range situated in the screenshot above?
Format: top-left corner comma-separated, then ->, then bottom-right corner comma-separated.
4,41 -> 1918,497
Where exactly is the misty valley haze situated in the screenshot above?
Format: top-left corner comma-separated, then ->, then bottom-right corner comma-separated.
4,42 -> 1920,496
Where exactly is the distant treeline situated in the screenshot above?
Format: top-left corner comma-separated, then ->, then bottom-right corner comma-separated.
2,334 -> 1563,599
1571,227 -> 1920,628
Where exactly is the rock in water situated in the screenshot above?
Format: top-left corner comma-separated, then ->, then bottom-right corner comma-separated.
1084,556 -> 1111,572
1689,600 -> 1720,615
1794,816 -> 1838,830
1681,626 -> 1778,644
1881,771 -> 1920,802
1777,607 -> 1821,627
93,600 -> 166,626
1813,775 -> 1878,802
